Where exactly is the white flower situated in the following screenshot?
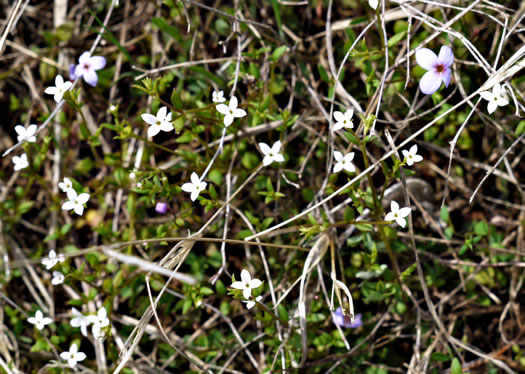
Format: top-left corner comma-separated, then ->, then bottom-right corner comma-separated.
88,307 -> 110,338
41,249 -> 65,270
58,177 -> 73,193
384,200 -> 411,228
12,153 -> 29,171
243,295 -> 262,310
212,90 -> 226,103
141,106 -> 173,137
70,308 -> 91,337
480,83 -> 509,114
401,145 -> 423,166
181,172 -> 207,202
129,172 -> 136,179
333,151 -> 356,173
27,310 -> 53,330
215,96 -> 246,127
368,0 -> 379,9
14,124 -> 37,143
51,271 -> 64,285
259,141 -> 285,166
60,343 -> 86,368
61,189 -> 90,216
333,109 -> 354,131
44,75 -> 73,103
231,269 -> 263,299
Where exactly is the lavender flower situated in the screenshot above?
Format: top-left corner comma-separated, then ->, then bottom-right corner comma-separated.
332,308 -> 362,329
155,202 -> 168,214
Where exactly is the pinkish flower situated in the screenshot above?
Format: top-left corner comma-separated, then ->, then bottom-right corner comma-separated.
415,46 -> 454,95
71,52 -> 106,87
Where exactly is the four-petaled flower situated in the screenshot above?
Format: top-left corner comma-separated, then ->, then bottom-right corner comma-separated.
71,52 -> 106,87
70,308 -> 90,337
243,295 -> 262,310
333,151 -> 356,173
155,202 -> 168,214
44,75 -> 73,103
332,308 -> 362,329
41,249 -> 65,270
402,145 -> 423,166
58,177 -> 73,193
27,310 -> 53,330
60,343 -> 86,368
216,96 -> 246,127
141,106 -> 173,137
415,45 -> 454,95
62,189 -> 90,216
15,124 -> 37,143
385,200 -> 411,228
231,269 -> 262,299
181,172 -> 207,202
12,153 -> 29,171
333,109 -> 354,131
87,307 -> 110,338
259,141 -> 285,166
212,90 -> 226,103
52,271 -> 65,285
480,83 -> 509,114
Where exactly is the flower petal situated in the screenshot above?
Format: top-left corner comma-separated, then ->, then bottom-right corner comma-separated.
487,101 -> 497,114
385,212 -> 395,222
230,281 -> 244,290
89,56 -> 106,70
273,154 -> 284,163
229,96 -> 238,110
83,69 -> 98,87
78,52 -> 91,64
190,172 -> 200,185
438,45 -> 454,67
62,201 -> 75,211
240,269 -> 251,283
233,108 -> 246,118
333,163 -> 343,173
181,182 -> 194,193
396,217 -> 407,228
409,144 -> 418,155
419,70 -> 442,95
157,106 -> 167,120
415,48 -> 438,70
259,142 -> 271,155
412,155 -> 423,163
223,114 -> 234,127
242,288 -> 252,299
390,200 -> 399,213
442,68 -> 452,87
333,151 -> 343,162
215,104 -> 229,115
250,279 -> 262,288
480,91 -> 493,101
333,111 -> 345,123
73,204 -> 84,216
398,207 -> 412,217
141,113 -> 157,125
45,87 -> 58,95
190,189 -> 200,201
76,193 -> 90,204
263,155 -> 273,166
344,162 -> 356,172
147,125 -> 161,137
271,141 -> 282,154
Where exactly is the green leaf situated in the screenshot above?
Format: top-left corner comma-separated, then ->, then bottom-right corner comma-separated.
451,358 -> 462,374
271,46 -> 288,62
474,221 -> 489,236
516,120 -> 525,136
176,131 -> 194,143
151,17 -> 182,42
387,31 -> 406,48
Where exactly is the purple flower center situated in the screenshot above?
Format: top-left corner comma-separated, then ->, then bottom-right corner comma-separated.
83,63 -> 90,70
435,64 -> 445,73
